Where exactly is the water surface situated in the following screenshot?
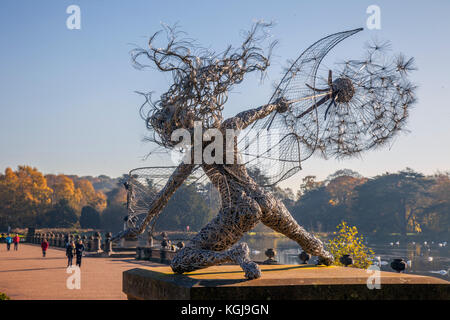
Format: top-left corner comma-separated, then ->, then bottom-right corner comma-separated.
243,235 -> 449,281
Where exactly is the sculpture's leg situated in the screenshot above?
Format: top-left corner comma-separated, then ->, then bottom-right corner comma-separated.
171,199 -> 263,279
170,242 -> 261,279
259,195 -> 334,265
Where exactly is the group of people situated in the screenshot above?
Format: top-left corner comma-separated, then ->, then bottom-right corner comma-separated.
65,240 -> 85,267
3,232 -> 86,268
40,237 -> 85,268
3,234 -> 20,251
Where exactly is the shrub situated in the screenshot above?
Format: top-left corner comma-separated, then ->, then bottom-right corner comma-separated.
327,221 -> 374,269
0,292 -> 10,300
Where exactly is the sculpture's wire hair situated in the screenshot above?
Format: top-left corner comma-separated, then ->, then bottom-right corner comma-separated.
132,22 -> 277,148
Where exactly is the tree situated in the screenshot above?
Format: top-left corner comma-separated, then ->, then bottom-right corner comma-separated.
273,187 -> 296,205
46,175 -> 107,213
419,173 -> 450,236
45,174 -> 82,209
326,175 -> 367,207
325,169 -> 363,182
0,166 -> 52,228
71,174 -> 121,193
40,199 -> 78,228
353,169 -> 432,237
156,184 -> 215,231
80,206 -> 101,229
75,179 -> 107,212
297,175 -> 322,199
100,187 -> 127,233
292,186 -> 331,232
292,174 -> 366,233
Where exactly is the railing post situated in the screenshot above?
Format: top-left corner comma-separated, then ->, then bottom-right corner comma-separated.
87,235 -> 93,252
82,235 -> 87,249
104,232 -> 113,256
92,232 -> 102,253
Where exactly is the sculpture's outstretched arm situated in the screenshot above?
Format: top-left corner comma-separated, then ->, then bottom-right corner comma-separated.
223,103 -> 277,130
113,163 -> 195,240
222,98 -> 289,130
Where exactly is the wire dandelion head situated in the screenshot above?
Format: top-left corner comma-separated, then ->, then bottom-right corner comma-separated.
313,39 -> 418,158
240,30 -> 418,186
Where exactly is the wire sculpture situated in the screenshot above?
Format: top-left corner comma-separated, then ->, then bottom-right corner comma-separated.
114,22 -> 416,279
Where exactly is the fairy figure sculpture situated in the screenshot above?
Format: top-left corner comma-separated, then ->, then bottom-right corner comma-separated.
114,22 -> 416,279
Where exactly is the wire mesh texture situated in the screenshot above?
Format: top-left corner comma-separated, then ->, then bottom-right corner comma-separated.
115,23 -> 416,279
238,28 -> 416,186
123,25 -> 417,231
124,166 -> 207,230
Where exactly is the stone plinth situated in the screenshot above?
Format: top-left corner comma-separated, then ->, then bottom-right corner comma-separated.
123,264 -> 449,300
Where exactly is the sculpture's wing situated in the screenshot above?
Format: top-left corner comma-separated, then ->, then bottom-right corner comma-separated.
238,28 -> 363,186
112,163 -> 221,241
125,165 -> 207,230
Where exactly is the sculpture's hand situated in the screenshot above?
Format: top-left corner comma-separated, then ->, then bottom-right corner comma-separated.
275,97 -> 291,113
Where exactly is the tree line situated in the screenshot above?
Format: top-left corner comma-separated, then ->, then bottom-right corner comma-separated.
283,168 -> 449,239
0,166 -> 107,229
0,165 -> 216,233
0,165 -> 448,238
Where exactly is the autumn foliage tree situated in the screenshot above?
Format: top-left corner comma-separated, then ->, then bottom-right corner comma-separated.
0,166 -> 106,228
45,174 -> 106,213
0,166 -> 52,227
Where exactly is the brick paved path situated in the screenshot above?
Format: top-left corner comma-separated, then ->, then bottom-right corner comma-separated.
0,243 -> 162,300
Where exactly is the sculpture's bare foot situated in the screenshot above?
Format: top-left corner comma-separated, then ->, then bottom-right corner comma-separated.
242,261 -> 261,279
317,251 -> 334,266
230,242 -> 261,279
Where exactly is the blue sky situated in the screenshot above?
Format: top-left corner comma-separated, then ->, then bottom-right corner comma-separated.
0,0 -> 449,190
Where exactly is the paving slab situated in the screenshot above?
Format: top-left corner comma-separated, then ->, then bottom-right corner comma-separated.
0,243 -> 162,300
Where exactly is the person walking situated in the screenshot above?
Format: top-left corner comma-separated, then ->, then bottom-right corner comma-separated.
13,234 -> 20,251
41,238 -> 49,257
5,234 -> 12,251
66,241 -> 75,267
75,240 -> 85,268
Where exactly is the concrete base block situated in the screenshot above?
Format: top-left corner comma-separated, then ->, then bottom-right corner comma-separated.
123,264 -> 449,300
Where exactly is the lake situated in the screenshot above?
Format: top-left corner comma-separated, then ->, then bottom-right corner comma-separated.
243,235 -> 450,280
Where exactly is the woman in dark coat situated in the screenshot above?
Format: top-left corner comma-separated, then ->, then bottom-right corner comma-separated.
66,241 -> 75,267
75,240 -> 85,267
